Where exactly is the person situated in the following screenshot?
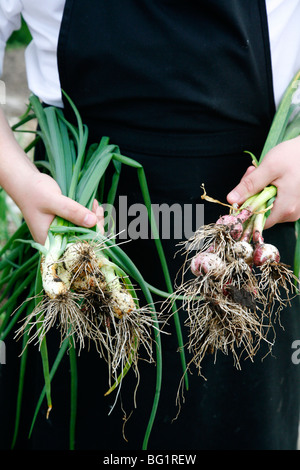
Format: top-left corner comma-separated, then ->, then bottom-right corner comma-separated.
1,0 -> 300,451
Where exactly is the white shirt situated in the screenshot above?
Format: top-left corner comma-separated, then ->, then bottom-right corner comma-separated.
0,0 -> 64,107
1,0 -> 300,108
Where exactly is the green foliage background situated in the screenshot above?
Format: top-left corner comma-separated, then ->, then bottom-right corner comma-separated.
7,18 -> 32,49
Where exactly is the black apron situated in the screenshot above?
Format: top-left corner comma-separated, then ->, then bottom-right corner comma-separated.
1,0 -> 300,452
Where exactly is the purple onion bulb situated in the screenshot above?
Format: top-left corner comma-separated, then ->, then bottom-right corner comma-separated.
216,215 -> 243,240
191,252 -> 225,277
232,240 -> 253,265
253,243 -> 280,267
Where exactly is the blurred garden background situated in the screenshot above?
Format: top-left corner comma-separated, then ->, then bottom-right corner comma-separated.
0,18 -> 33,242
2,18 -> 31,121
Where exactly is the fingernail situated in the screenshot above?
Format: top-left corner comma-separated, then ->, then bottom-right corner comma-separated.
227,190 -> 241,203
96,205 -> 104,217
83,213 -> 97,226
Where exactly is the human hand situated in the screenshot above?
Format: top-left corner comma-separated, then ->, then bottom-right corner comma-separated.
0,108 -> 104,244
18,172 -> 104,245
227,136 -> 300,229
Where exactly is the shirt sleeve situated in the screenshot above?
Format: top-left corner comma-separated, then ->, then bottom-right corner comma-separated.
0,0 -> 23,77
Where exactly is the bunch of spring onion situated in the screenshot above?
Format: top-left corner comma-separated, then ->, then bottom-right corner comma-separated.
0,92 -> 174,449
16,94 -> 162,387
175,70 -> 300,376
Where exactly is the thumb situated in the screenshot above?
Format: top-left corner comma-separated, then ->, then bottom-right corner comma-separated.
227,164 -> 272,206
50,194 -> 98,228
